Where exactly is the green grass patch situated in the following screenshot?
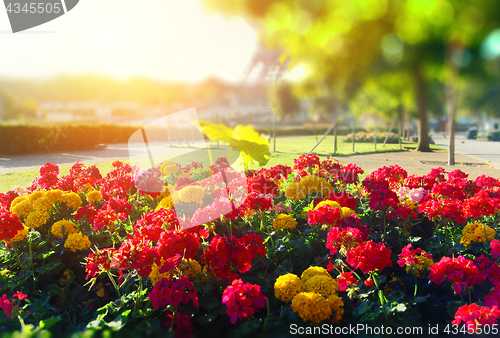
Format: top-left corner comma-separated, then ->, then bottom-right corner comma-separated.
0,136 -> 446,193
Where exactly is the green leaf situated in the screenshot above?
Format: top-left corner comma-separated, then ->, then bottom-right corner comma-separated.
230,125 -> 270,167
36,261 -> 61,275
388,290 -> 406,303
107,310 -> 131,331
199,121 -> 233,143
39,317 -> 61,329
413,295 -> 431,304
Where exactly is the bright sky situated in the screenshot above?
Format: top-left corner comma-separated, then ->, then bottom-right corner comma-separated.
0,0 -> 258,82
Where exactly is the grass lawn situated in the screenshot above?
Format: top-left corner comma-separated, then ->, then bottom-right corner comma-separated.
0,135 -> 445,193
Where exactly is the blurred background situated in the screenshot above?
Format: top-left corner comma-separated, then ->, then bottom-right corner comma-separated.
1,0 -> 500,155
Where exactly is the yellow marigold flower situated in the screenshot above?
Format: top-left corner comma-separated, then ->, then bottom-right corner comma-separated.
298,175 -> 334,196
182,259 -> 202,279
5,226 -> 29,243
64,233 -> 91,252
274,273 -> 306,302
327,294 -> 344,324
406,256 -> 434,277
178,172 -> 191,179
149,264 -> 170,286
301,266 -> 331,283
87,190 -> 103,204
25,210 -> 50,229
162,161 -> 179,175
45,189 -> 63,203
304,275 -> 339,296
61,192 -> 82,209
10,196 -> 28,209
291,292 -> 332,325
285,182 -> 306,201
178,186 -> 204,204
28,191 -> 46,203
51,220 -> 78,238
273,214 -> 297,230
32,196 -> 53,212
156,196 -> 175,211
404,198 -> 418,210
340,207 -> 356,218
314,200 -> 341,210
460,223 -> 496,248
11,200 -> 34,219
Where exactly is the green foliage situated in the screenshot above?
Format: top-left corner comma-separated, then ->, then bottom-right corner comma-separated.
200,122 -> 270,169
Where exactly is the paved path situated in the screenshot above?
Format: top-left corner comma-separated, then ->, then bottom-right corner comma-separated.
432,133 -> 500,169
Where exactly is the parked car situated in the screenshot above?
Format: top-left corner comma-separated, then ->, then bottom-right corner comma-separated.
467,130 -> 477,139
487,131 -> 500,141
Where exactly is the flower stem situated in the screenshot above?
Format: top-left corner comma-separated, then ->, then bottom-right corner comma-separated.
107,271 -> 122,298
264,298 -> 270,332
353,291 -> 380,325
413,276 -> 418,298
170,311 -> 177,332
11,242 -> 23,266
371,274 -> 389,323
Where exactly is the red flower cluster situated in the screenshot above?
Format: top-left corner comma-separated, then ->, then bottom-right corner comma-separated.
397,244 -> 432,267
485,284 -> 500,308
85,248 -> 117,280
346,241 -> 392,274
294,154 -> 320,171
337,271 -> 360,291
319,192 -> 358,211
491,240 -> 500,259
203,234 -> 267,282
452,303 -> 500,333
114,237 -> 159,277
100,163 -> 135,201
156,228 -> 200,264
0,210 -> 24,241
0,294 -> 13,317
429,256 -> 485,294
133,208 -> 180,242
307,205 -> 343,226
148,276 -> 199,309
0,292 -> 27,318
473,255 -> 500,287
362,165 -> 416,221
28,162 -> 60,191
326,226 -> 368,255
241,192 -> 273,214
0,190 -> 19,211
222,279 -> 266,324
418,169 -> 500,224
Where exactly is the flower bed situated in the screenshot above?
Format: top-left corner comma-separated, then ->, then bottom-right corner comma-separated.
1,154 -> 500,337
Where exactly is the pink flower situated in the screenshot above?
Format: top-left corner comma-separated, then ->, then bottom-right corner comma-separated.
491,240 -> 500,259
452,303 -> 500,333
12,292 -> 27,300
222,279 -> 266,324
0,294 -> 13,317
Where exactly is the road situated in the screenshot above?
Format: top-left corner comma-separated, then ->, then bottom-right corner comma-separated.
432,132 -> 500,169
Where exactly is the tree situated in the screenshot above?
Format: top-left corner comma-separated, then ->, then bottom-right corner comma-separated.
204,0 -> 500,153
268,80 -> 301,151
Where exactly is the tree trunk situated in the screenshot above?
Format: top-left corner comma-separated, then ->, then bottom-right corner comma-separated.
398,104 -> 403,150
333,123 -> 338,154
273,114 -> 277,152
413,67 -> 432,152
